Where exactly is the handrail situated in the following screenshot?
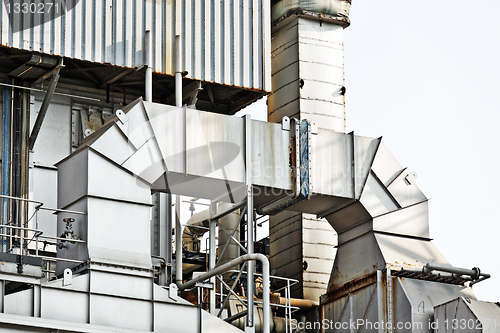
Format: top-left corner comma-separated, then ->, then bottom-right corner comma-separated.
179,253 -> 270,333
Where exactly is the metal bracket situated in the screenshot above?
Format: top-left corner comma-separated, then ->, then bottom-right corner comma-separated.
116,109 -> 129,124
63,268 -> 72,286
282,116 -> 290,131
16,255 -> 23,274
169,283 -> 179,302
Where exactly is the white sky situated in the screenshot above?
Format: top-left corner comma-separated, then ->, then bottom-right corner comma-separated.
239,0 -> 500,302
345,0 -> 500,302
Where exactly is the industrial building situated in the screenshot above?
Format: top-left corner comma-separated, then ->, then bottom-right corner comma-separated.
0,0 -> 498,332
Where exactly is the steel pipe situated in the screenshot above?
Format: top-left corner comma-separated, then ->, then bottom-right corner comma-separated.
376,270 -> 384,333
175,35 -> 182,108
178,253 -> 270,333
145,30 -> 153,103
175,195 -> 183,286
423,263 -> 490,281
2,83 -> 10,252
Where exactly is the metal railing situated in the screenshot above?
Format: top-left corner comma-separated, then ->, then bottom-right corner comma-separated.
0,194 -> 86,266
187,264 -> 300,333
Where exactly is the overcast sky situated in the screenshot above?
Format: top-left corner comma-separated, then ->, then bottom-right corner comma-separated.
345,0 -> 500,302
241,0 -> 500,302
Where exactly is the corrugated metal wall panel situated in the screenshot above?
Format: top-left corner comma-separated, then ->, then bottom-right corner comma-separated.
0,0 -> 271,92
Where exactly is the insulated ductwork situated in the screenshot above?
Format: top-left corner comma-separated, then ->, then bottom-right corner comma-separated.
182,203 -> 240,267
183,209 -> 211,253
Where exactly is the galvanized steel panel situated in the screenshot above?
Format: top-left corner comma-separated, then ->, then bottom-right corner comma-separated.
41,287 -> 89,324
375,233 -> 450,270
354,136 -> 380,199
387,171 -> 427,209
373,201 -> 429,239
0,0 -> 271,92
312,129 -> 353,198
399,279 -> 477,333
465,298 -> 500,332
371,142 -> 404,187
251,119 -> 292,190
90,294 -> 151,331
360,172 -> 399,217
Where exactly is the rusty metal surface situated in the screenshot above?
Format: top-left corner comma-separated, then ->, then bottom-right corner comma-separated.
321,272 -> 378,305
271,0 -> 351,26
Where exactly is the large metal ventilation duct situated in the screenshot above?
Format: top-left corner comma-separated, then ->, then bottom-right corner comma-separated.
54,97 -> 497,331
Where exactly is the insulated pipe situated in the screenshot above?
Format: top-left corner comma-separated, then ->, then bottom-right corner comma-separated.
178,253 -> 270,333
276,296 -> 318,310
175,35 -> 182,107
145,30 -> 153,103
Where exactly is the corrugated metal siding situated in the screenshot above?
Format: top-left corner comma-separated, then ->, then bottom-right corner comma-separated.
0,0 -> 271,92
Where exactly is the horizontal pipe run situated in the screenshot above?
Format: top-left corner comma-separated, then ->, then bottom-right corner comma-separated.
0,195 -> 86,216
39,207 -> 86,215
225,310 -> 248,323
40,256 -> 84,264
423,263 -> 490,281
179,253 -> 270,333
0,82 -> 125,104
0,194 -> 43,205
278,297 -> 317,310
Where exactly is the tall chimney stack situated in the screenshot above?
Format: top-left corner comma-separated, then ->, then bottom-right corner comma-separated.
267,0 -> 351,300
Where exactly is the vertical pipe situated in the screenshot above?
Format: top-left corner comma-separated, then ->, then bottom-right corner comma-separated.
165,193 -> 172,286
19,200 -> 23,252
262,257 -> 270,333
145,30 -> 153,102
245,114 -> 254,329
387,268 -> 393,333
2,84 -> 10,252
175,194 -> 183,286
209,203 -> 217,314
377,270 -> 384,333
174,32 -> 183,287
175,35 -> 183,107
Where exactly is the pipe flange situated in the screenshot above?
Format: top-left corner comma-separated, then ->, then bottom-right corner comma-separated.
471,267 -> 481,280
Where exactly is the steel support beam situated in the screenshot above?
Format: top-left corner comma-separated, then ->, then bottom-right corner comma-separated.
28,60 -> 63,151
